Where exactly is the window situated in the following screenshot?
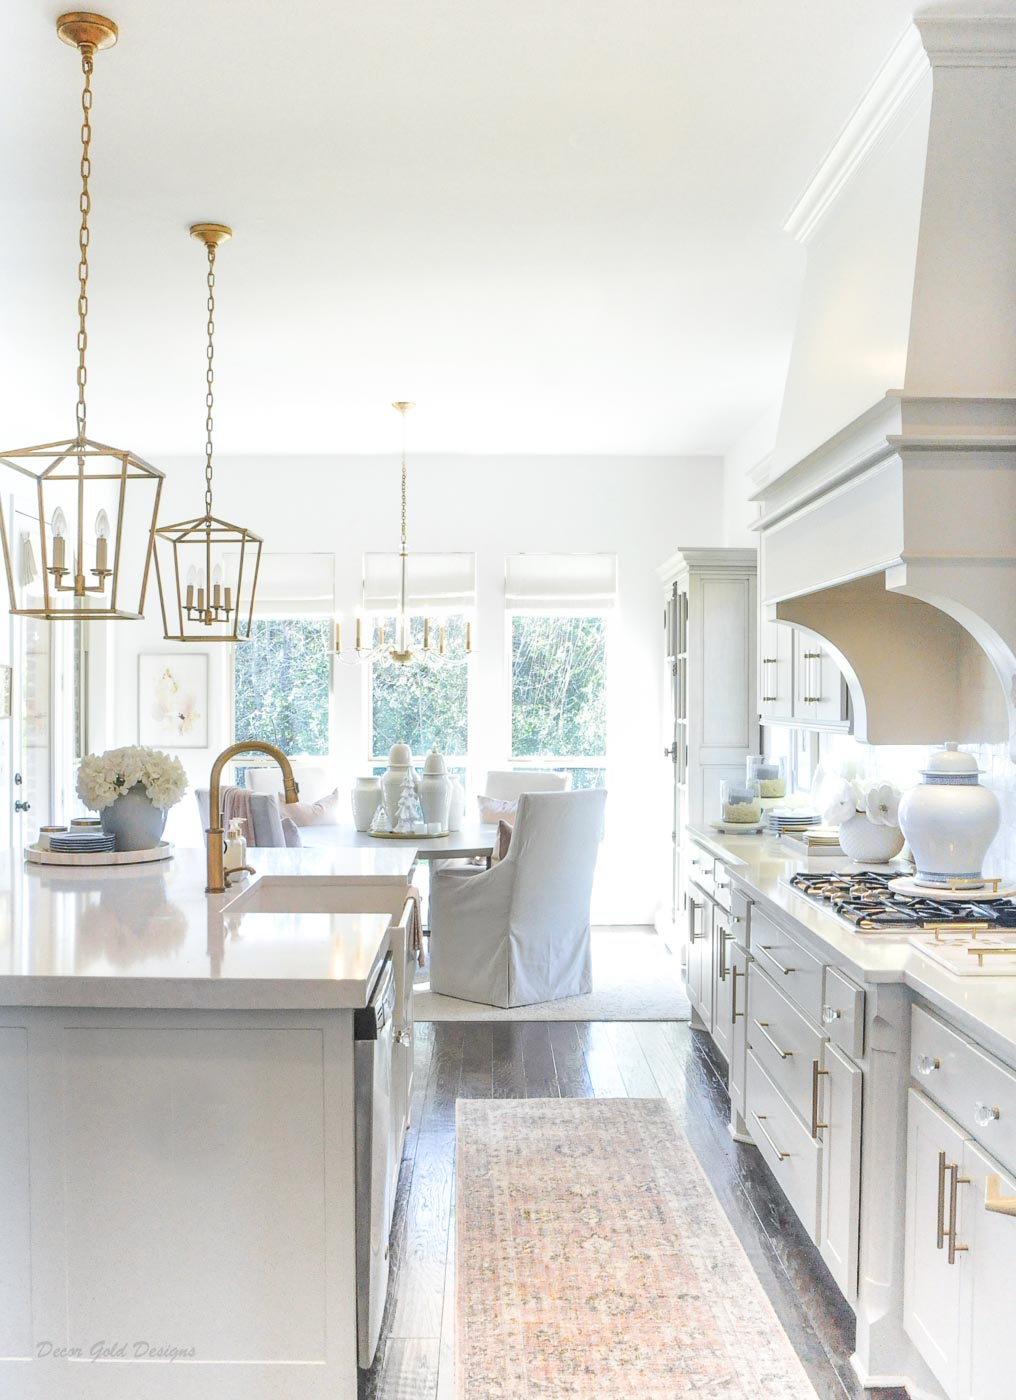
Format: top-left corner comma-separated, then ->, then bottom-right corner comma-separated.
369,614 -> 469,767
233,617 -> 331,756
510,613 -> 607,789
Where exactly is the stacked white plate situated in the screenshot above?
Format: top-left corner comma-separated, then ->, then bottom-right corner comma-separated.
49,830 -> 116,854
768,809 -> 821,836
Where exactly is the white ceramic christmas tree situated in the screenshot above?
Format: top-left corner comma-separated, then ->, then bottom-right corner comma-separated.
394,770 -> 422,834
369,798 -> 392,834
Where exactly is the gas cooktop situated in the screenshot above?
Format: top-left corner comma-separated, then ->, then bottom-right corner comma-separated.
786,870 -> 1016,934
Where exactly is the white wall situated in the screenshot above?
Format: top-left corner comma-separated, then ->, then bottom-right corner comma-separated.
108,452 -> 725,922
721,406 -> 779,548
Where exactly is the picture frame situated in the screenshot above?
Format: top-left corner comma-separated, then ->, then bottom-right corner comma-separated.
138,653 -> 209,749
0,664 -> 10,719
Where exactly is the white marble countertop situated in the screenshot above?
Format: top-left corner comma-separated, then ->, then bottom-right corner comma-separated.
688,825 -> 1016,1069
0,845 -> 420,1012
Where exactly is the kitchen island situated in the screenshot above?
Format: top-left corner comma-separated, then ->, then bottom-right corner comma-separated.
685,826 -> 1016,1400
0,846 -> 419,1400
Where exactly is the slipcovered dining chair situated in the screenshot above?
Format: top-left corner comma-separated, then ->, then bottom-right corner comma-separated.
482,769 -> 570,802
428,788 -> 606,1008
194,788 -> 297,848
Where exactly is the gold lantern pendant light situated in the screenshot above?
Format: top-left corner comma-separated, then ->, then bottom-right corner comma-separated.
154,225 -> 262,642
0,14 -> 164,620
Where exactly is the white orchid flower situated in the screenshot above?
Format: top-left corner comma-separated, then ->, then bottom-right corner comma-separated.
865,781 -> 901,829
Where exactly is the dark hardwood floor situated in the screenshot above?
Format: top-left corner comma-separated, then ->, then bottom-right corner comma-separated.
361,1018 -> 908,1400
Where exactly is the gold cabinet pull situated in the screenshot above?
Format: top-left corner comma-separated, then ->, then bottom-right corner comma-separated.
753,1019 -> 793,1060
811,1059 -> 829,1140
947,1162 -> 969,1265
751,1112 -> 790,1161
936,1150 -> 948,1249
759,946 -> 797,976
985,1174 -> 1016,1217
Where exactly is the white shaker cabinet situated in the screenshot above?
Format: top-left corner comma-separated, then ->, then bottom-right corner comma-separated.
904,1089 -> 968,1398
818,1041 -> 862,1303
793,631 -> 850,728
958,1141 -> 1016,1400
759,617 -> 794,723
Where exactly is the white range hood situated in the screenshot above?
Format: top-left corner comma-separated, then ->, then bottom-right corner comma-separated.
756,15 -> 1016,754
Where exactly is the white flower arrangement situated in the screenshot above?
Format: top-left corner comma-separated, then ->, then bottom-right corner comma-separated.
76,746 -> 188,813
822,778 -> 901,830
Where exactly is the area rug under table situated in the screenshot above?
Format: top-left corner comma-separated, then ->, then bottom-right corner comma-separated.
456,1097 -> 818,1399
416,927 -> 691,1022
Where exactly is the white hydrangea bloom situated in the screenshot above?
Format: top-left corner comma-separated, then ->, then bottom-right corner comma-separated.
75,746 -> 188,812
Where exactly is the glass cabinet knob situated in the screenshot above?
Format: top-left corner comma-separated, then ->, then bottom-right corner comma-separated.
916,1054 -> 940,1076
821,1006 -> 841,1024
974,1101 -> 1000,1127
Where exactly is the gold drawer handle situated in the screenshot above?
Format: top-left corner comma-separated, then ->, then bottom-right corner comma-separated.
947,1162 -> 969,1265
753,1019 -> 793,1059
811,1059 -> 829,1140
751,1111 -> 790,1161
985,1174 -> 1016,1217
759,946 -> 797,976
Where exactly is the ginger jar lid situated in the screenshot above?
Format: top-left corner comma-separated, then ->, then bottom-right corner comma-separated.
388,740 -> 413,768
422,745 -> 447,776
921,742 -> 981,784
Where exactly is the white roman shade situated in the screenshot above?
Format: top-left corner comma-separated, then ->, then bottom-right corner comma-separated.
249,552 -> 335,617
362,552 -> 477,613
504,553 -> 618,612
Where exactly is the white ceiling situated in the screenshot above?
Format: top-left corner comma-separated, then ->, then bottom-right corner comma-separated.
2,0 -> 918,457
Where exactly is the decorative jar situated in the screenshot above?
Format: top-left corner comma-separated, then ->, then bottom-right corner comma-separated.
898,743 -> 1000,887
837,813 -> 905,863
747,754 -> 786,800
351,776 -> 382,832
99,783 -> 167,852
381,741 -> 416,827
418,746 -> 451,830
720,779 -> 762,825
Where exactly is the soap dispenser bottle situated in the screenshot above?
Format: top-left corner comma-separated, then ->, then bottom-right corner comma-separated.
224,817 -> 247,872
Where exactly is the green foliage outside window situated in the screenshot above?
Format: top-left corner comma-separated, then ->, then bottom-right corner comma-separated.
370,614 -> 469,758
511,614 -> 606,761
233,618 -> 330,756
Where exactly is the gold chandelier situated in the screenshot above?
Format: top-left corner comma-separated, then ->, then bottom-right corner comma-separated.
153,224 -> 262,642
0,13 -> 164,620
336,401 -> 472,667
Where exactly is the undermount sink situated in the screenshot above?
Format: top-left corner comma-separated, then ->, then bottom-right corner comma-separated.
225,878 -> 408,919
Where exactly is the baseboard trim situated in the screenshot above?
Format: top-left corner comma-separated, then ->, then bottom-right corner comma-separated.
850,1351 -> 930,1398
728,1123 -> 753,1144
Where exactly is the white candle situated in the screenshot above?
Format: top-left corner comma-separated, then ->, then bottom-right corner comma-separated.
413,821 -> 426,836
427,821 -> 441,835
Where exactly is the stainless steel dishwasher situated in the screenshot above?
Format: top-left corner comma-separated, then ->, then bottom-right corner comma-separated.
354,954 -> 398,1369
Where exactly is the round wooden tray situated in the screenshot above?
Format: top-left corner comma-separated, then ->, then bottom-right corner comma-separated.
368,830 -> 449,840
25,840 -> 174,867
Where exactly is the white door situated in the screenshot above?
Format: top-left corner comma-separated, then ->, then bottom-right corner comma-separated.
904,1088 -> 968,1399
958,1138 -> 1016,1400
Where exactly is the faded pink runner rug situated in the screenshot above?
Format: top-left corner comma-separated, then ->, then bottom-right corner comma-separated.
456,1097 -> 818,1398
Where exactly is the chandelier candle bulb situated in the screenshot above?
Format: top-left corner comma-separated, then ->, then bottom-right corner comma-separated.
334,621 -> 341,652
466,621 -> 472,652
355,616 -> 362,650
439,625 -> 446,654
424,617 -> 430,649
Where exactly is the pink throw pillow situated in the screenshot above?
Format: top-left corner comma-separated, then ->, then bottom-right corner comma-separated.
280,789 -> 339,827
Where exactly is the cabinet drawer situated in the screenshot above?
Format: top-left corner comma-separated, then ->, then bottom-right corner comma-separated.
912,1003 -> 1016,1177
746,1049 -> 822,1240
822,967 -> 865,1060
747,964 -> 825,1129
729,885 -> 751,951
751,909 -> 825,1024
688,844 -> 714,898
712,858 -> 732,913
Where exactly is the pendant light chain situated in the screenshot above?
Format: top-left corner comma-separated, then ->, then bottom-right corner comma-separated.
75,48 -> 93,443
204,243 -> 216,516
400,409 -> 408,550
